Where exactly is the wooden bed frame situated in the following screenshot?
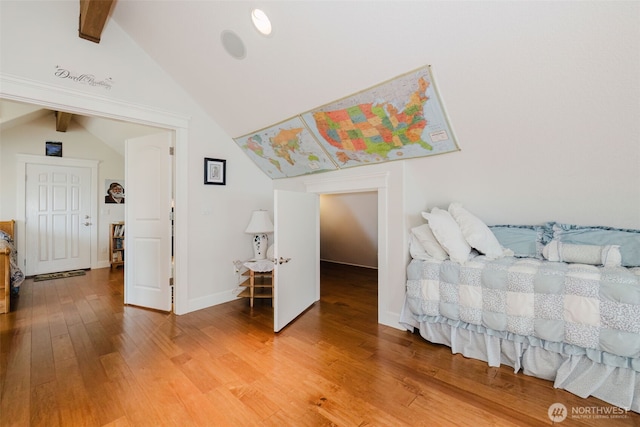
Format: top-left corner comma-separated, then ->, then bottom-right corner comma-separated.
0,220 -> 15,314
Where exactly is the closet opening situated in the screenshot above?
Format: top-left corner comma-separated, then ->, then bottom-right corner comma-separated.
319,191 -> 379,322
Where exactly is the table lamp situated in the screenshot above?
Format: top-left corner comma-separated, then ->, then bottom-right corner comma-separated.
245,210 -> 274,260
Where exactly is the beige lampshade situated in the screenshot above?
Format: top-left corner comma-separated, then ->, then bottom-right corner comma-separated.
245,210 -> 274,234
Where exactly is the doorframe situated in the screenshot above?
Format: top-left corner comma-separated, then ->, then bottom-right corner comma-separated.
16,154 -> 99,275
1,74 -> 191,314
304,164 -> 405,329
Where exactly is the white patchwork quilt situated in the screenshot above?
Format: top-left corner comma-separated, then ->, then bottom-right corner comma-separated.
405,256 -> 640,359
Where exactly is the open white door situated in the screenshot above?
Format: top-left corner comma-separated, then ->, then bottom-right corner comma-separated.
124,132 -> 173,311
273,190 -> 320,332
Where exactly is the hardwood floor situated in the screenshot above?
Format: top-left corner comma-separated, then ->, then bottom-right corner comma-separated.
1,262 -> 638,426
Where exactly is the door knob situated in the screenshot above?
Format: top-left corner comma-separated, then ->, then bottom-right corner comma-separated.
83,222 -> 92,226
278,257 -> 291,265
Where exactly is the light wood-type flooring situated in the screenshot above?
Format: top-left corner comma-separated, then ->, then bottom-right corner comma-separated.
1,262 -> 638,426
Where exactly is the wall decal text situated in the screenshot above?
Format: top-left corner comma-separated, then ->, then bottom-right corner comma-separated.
54,66 -> 114,90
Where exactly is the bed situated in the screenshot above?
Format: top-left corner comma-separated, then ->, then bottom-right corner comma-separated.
0,220 -> 24,313
400,204 -> 640,413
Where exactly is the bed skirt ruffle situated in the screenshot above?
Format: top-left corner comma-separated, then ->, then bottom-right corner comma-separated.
400,307 -> 639,413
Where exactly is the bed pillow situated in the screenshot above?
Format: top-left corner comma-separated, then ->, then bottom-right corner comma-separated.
0,230 -> 11,243
448,203 -> 509,259
410,224 -> 449,260
489,224 -> 553,259
542,241 -> 622,267
422,207 -> 471,264
552,223 -> 640,267
409,233 -> 430,260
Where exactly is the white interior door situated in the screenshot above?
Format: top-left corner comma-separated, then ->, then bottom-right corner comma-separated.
273,189 -> 320,332
25,163 -> 92,275
125,132 -> 173,311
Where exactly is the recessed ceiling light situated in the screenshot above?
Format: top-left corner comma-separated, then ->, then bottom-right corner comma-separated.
251,8 -> 272,36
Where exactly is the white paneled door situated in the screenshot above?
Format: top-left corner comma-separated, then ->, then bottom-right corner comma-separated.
273,190 -> 320,332
125,132 -> 173,312
25,163 -> 92,275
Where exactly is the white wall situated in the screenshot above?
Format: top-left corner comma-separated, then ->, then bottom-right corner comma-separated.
0,113 -> 125,267
400,2 -> 640,231
320,192 -> 378,268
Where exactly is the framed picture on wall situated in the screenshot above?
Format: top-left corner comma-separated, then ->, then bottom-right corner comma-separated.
45,141 -> 62,157
105,180 -> 125,204
204,158 -> 226,185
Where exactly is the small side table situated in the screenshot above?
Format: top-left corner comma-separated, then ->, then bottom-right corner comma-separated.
239,259 -> 274,308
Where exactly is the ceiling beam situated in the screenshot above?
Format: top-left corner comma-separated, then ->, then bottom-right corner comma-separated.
56,112 -> 73,132
78,0 -> 115,43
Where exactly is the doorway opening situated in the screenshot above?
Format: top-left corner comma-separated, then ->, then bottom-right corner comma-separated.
304,169 -> 394,327
1,81 -> 189,314
270,188 -> 382,332
320,192 -> 378,270
319,191 -> 379,323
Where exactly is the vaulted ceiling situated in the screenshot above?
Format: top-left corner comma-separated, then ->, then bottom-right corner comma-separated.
6,1 -> 596,156
5,1 -> 341,150
107,1 -> 432,138
6,1 -> 397,149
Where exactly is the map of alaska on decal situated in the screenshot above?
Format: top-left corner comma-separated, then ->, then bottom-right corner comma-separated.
234,117 -> 338,178
300,65 -> 459,168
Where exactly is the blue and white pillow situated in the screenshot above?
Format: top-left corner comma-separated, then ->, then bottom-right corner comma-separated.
489,223 -> 554,259
552,223 -> 640,267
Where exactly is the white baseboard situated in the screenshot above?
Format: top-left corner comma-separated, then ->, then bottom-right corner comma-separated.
320,259 -> 378,270
94,260 -> 111,269
379,310 -> 404,331
187,291 -> 239,314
